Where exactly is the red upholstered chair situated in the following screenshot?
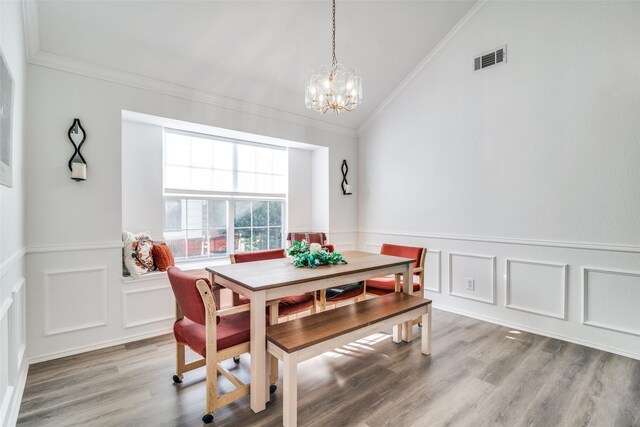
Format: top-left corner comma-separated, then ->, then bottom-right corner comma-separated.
168,267 -> 275,424
230,249 -> 316,319
365,244 -> 427,298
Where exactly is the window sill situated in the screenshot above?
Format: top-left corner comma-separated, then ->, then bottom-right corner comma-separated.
121,257 -> 231,283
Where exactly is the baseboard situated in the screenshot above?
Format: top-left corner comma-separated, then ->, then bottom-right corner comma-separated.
28,328 -> 172,365
433,304 -> 640,362
5,361 -> 29,427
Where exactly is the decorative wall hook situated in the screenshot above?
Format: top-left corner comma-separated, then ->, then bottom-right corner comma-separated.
341,159 -> 352,195
68,118 -> 87,181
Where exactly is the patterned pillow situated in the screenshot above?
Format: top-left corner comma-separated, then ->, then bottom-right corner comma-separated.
152,243 -> 175,272
123,231 -> 155,277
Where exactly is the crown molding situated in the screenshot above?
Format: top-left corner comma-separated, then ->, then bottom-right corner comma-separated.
21,0 -> 39,59
357,0 -> 491,135
20,0 -> 358,139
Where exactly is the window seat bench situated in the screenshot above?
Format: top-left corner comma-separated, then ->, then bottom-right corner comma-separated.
266,292 -> 432,427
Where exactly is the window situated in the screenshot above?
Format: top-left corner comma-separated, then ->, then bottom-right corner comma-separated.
163,130 -> 287,261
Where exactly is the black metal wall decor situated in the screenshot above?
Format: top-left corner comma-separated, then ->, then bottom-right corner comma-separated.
67,118 -> 87,181
341,159 -> 352,195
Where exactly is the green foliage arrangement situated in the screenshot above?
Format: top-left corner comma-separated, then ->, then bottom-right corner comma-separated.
286,241 -> 348,269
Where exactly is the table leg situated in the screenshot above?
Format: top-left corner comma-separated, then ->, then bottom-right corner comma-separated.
268,301 -> 280,386
250,291 -> 267,412
402,265 -> 414,342
422,304 -> 432,356
392,273 -> 402,343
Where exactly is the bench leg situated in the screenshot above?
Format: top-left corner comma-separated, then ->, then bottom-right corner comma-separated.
421,305 -> 432,356
282,352 -> 298,427
392,324 -> 402,343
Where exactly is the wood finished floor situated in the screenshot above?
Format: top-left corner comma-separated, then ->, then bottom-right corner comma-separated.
17,309 -> 640,427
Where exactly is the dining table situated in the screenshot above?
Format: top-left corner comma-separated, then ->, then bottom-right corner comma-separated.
206,250 -> 415,413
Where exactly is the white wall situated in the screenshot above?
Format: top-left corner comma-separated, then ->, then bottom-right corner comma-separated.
359,1 -> 640,359
287,148 -> 313,232
0,2 -> 28,426
121,121 -> 164,238
25,62 -> 358,361
311,148 -> 329,233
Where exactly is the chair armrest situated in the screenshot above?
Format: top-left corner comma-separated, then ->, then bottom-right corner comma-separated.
217,304 -> 250,317
413,267 -> 424,274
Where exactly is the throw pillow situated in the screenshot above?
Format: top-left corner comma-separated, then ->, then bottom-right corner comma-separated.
152,243 -> 175,272
123,231 -> 155,277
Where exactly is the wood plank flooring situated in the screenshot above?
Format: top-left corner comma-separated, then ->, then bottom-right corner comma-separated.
17,309 -> 640,427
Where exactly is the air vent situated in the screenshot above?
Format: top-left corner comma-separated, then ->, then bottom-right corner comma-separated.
473,45 -> 507,71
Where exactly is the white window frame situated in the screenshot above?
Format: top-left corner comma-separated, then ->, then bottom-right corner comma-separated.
162,129 -> 287,261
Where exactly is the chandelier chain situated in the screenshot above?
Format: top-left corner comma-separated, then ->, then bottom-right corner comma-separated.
332,0 -> 337,66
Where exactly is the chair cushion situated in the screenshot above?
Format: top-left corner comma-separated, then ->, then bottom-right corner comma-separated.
173,311 -> 251,357
238,293 -> 315,317
365,277 -> 421,296
380,244 -> 424,270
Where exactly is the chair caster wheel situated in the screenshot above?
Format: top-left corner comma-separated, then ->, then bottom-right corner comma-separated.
270,384 -> 277,394
418,322 -> 422,328
202,413 -> 214,423
172,374 -> 182,383
233,356 -> 240,364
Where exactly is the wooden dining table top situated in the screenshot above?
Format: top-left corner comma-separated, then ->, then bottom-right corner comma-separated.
205,250 -> 414,291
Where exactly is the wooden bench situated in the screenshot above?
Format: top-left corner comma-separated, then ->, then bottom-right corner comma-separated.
266,293 -> 432,427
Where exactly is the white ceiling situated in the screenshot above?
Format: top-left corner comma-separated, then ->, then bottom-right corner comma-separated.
35,0 -> 476,130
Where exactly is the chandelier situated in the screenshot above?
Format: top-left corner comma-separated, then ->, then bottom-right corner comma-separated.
305,0 -> 362,114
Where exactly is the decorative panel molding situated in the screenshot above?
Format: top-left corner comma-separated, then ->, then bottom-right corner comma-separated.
122,285 -> 174,329
506,259 -> 567,320
9,279 -> 26,381
582,267 -> 640,337
424,250 -> 442,293
334,242 -> 355,252
448,252 -> 496,304
0,297 -> 11,419
43,266 -> 108,336
365,243 -> 381,254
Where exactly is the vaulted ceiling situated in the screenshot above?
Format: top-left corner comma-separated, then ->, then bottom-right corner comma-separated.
33,1 -> 476,131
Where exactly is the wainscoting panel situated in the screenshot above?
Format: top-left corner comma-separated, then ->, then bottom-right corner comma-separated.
43,266 -> 108,336
448,252 -> 496,304
506,259 -> 567,319
0,297 -> 12,420
9,279 -> 26,383
365,243 -> 382,254
122,284 -> 174,329
583,267 -> 640,337
334,242 -> 355,252
424,250 -> 441,293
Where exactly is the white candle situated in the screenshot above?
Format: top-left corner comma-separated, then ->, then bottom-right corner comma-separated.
71,163 -> 87,180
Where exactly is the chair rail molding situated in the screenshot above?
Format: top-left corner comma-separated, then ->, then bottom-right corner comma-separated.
0,248 -> 26,278
28,241 -> 124,253
358,229 -> 640,253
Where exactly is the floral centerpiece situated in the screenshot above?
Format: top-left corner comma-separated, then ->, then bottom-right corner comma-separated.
287,241 -> 347,268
